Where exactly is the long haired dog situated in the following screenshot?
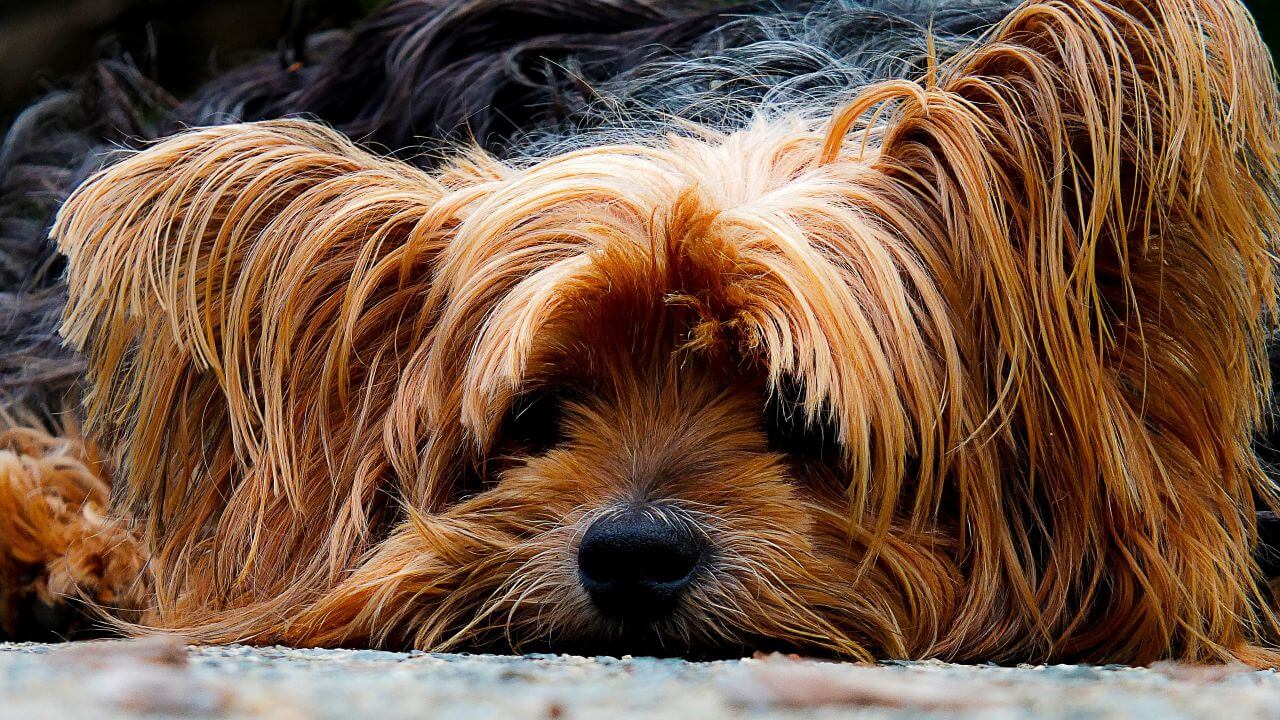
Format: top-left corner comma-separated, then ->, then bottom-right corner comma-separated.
0,0 -> 1015,639
8,0 -> 1280,664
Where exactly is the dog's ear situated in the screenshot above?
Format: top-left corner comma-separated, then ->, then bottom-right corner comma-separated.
823,0 -> 1280,661
52,120 -> 497,630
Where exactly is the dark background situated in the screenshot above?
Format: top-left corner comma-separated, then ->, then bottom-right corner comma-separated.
0,0 -> 378,124
0,0 -> 1278,124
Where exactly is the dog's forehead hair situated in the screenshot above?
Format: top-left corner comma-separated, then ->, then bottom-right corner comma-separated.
450,122 -> 937,458
506,328 -> 768,428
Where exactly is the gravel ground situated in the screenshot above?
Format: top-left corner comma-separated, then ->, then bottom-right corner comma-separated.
0,639 -> 1277,719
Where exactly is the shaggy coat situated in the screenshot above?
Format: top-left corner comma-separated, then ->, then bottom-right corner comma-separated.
22,0 -> 1280,665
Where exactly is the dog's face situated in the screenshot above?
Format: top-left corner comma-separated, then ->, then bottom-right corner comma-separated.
463,302 -> 870,657
376,127 -> 962,658
474,342 -> 855,656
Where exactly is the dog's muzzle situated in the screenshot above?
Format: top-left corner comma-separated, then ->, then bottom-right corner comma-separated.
577,505 -> 702,622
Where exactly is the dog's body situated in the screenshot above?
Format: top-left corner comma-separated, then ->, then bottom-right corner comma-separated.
3,0 -> 1280,665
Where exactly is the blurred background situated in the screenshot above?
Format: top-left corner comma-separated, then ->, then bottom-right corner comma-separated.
1,0 -> 1278,124
0,0 -> 378,124
1253,2 -> 1278,58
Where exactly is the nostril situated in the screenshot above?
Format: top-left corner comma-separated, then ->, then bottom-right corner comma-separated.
634,539 -> 698,584
577,506 -> 702,620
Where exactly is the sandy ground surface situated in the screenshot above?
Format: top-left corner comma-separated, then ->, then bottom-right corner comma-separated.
0,639 -> 1277,719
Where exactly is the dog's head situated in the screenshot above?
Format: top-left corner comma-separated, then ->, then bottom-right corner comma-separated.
54,0 -> 1280,663
389,125 -> 964,657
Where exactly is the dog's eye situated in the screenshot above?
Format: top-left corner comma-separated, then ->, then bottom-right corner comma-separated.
501,389 -> 568,455
764,387 -> 843,462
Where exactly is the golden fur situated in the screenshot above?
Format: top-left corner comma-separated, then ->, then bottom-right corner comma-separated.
8,0 -> 1279,663
0,426 -> 148,637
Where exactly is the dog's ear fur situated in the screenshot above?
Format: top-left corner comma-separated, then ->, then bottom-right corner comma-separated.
820,0 -> 1280,662
52,121 -> 500,632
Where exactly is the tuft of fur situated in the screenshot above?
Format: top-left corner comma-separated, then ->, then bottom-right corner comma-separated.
46,0 -> 1280,665
0,427 -> 148,639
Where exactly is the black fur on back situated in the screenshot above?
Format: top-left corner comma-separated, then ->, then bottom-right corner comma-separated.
185,0 -> 753,153
0,60 -> 174,421
522,0 -> 1015,153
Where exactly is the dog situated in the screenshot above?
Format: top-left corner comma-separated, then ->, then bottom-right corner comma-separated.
0,0 -> 1013,639
6,0 -> 1280,665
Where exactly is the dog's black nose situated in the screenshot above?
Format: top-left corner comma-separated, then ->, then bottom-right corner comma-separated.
578,507 -> 702,621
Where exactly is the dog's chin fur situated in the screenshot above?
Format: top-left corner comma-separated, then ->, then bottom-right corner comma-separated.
5,0 -> 1280,665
